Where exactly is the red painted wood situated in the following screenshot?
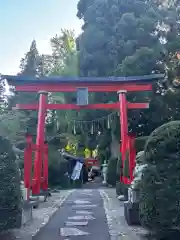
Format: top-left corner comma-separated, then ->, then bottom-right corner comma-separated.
17,80 -> 152,191
129,135 -> 136,182
32,177 -> 45,186
15,102 -> 149,110
42,143 -> 48,190
15,83 -> 152,92
24,135 -> 33,190
33,93 -> 47,194
118,91 -> 129,184
127,102 -> 149,109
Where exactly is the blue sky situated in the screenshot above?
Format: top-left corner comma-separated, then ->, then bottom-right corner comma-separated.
0,0 -> 82,74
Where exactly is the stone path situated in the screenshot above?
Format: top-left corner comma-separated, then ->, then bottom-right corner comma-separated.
33,188 -> 144,240
34,189 -> 110,240
0,187 -> 145,240
0,190 -> 73,240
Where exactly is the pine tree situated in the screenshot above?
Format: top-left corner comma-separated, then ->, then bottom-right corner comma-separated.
20,40 -> 39,76
12,40 -> 42,136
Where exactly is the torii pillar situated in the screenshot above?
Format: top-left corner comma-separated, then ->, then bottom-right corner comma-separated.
32,91 -> 48,194
118,90 -> 129,183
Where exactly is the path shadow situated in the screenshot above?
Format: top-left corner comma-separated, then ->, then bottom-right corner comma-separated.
83,177 -> 105,189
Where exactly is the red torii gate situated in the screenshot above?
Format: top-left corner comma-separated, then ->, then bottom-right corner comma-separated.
3,74 -> 164,197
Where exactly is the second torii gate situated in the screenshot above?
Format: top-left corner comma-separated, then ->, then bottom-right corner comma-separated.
3,74 -> 164,196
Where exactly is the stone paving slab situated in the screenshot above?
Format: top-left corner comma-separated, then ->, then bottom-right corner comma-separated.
0,187 -> 148,240
34,189 -> 110,240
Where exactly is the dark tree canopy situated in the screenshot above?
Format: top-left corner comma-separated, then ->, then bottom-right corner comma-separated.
76,0 -> 180,142
77,0 -> 165,77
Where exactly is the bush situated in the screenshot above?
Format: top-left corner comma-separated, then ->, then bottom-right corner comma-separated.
135,136 -> 148,152
48,147 -> 70,188
139,121 -> 180,238
116,154 -> 122,181
0,137 -> 22,232
116,155 -> 124,195
106,157 -> 118,186
123,151 -> 130,178
116,153 -> 131,197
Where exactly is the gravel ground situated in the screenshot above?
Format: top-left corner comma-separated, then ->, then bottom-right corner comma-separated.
100,188 -> 147,240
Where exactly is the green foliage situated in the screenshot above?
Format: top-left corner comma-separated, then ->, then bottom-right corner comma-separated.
0,111 -> 27,144
139,121 -> 180,238
50,30 -> 79,77
106,157 -> 118,186
116,153 -> 129,195
77,0 -> 163,77
8,40 -> 42,138
76,0 -> 168,148
116,154 -> 122,181
0,137 -> 22,232
76,0 -> 180,159
116,154 -> 125,195
48,146 -> 70,188
98,130 -> 111,150
48,30 -> 81,141
144,121 -> 180,164
134,136 -> 149,153
4,0 -> 180,202
123,151 -> 130,178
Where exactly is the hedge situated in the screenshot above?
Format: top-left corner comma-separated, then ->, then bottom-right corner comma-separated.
0,137 -> 22,232
134,136 -> 148,152
139,121 -> 180,239
106,157 -> 118,186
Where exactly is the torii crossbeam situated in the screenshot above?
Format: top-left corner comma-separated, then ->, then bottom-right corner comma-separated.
2,74 -> 164,196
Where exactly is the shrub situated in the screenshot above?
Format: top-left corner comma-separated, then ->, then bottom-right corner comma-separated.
116,154 -> 124,195
116,152 -> 131,197
106,157 -> 118,186
139,121 -> 180,238
135,136 -> 148,152
48,147 -> 70,188
0,137 -> 22,232
116,154 -> 122,181
123,151 -> 130,178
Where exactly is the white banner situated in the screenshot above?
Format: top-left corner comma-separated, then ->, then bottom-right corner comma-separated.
71,161 -> 83,181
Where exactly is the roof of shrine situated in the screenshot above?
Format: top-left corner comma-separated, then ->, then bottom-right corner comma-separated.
1,74 -> 165,85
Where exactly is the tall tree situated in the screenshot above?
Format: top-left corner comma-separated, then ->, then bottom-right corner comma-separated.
10,40 -> 42,138
77,0 -> 164,77
20,40 -> 40,76
50,29 -> 79,76
76,0 -> 180,158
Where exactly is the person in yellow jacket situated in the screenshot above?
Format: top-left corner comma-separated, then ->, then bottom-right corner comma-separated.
84,148 -> 91,158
